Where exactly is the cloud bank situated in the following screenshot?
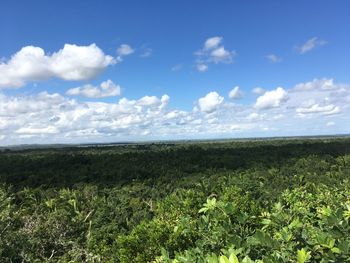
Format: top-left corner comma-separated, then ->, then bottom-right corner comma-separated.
0,78 -> 349,145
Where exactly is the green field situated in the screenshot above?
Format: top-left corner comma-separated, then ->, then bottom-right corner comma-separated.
1,138 -> 350,262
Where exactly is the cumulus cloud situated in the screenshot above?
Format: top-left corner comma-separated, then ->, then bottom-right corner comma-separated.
293,78 -> 335,91
0,92 -> 67,117
0,44 -> 115,88
116,44 -> 135,62
198,91 -> 224,113
138,94 -> 169,108
265,54 -> 282,63
228,86 -> 243,99
0,91 -> 172,144
204,36 -> 222,50
66,79 -> 121,98
209,47 -> 235,63
285,78 -> 350,122
117,44 -> 134,56
255,87 -> 288,110
297,37 -> 327,54
195,36 -> 236,71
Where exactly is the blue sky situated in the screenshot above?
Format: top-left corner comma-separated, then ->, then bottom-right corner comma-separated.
0,1 -> 349,145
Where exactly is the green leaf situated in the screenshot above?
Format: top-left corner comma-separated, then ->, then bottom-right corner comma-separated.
199,207 -> 208,213
241,256 -> 254,263
297,248 -> 311,263
331,247 -> 341,254
207,255 -> 219,263
219,255 -> 230,263
229,253 -> 239,263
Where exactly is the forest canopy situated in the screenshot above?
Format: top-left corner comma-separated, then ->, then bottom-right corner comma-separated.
1,137 -> 350,262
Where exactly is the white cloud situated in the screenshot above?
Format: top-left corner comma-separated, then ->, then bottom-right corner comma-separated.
297,37 -> 327,54
195,36 -> 236,71
255,87 -> 288,110
204,36 -> 222,50
16,126 -> 59,134
198,91 -> 224,113
116,44 -> 135,62
0,91 -> 67,117
160,95 -> 170,109
228,86 -> 243,99
0,77 -> 349,145
246,112 -> 261,121
0,44 -> 115,88
296,103 -> 340,115
293,78 -> 335,91
210,47 -> 235,63
66,79 -> 121,98
265,54 -> 282,63
197,64 -> 208,72
117,44 -> 134,56
252,87 -> 265,95
138,95 -> 161,106
0,91 -> 173,144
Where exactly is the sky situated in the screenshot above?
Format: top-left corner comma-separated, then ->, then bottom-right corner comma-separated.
0,0 -> 350,145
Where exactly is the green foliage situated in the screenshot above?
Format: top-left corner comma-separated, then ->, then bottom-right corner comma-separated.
0,138 -> 350,262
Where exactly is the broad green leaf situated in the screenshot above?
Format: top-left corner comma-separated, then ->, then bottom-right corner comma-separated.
229,253 -> 239,263
207,255 -> 219,263
297,248 -> 311,263
219,255 -> 230,263
241,256 -> 254,263
331,247 -> 341,254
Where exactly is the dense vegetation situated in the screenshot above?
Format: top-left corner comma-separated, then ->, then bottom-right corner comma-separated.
1,138 -> 350,262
